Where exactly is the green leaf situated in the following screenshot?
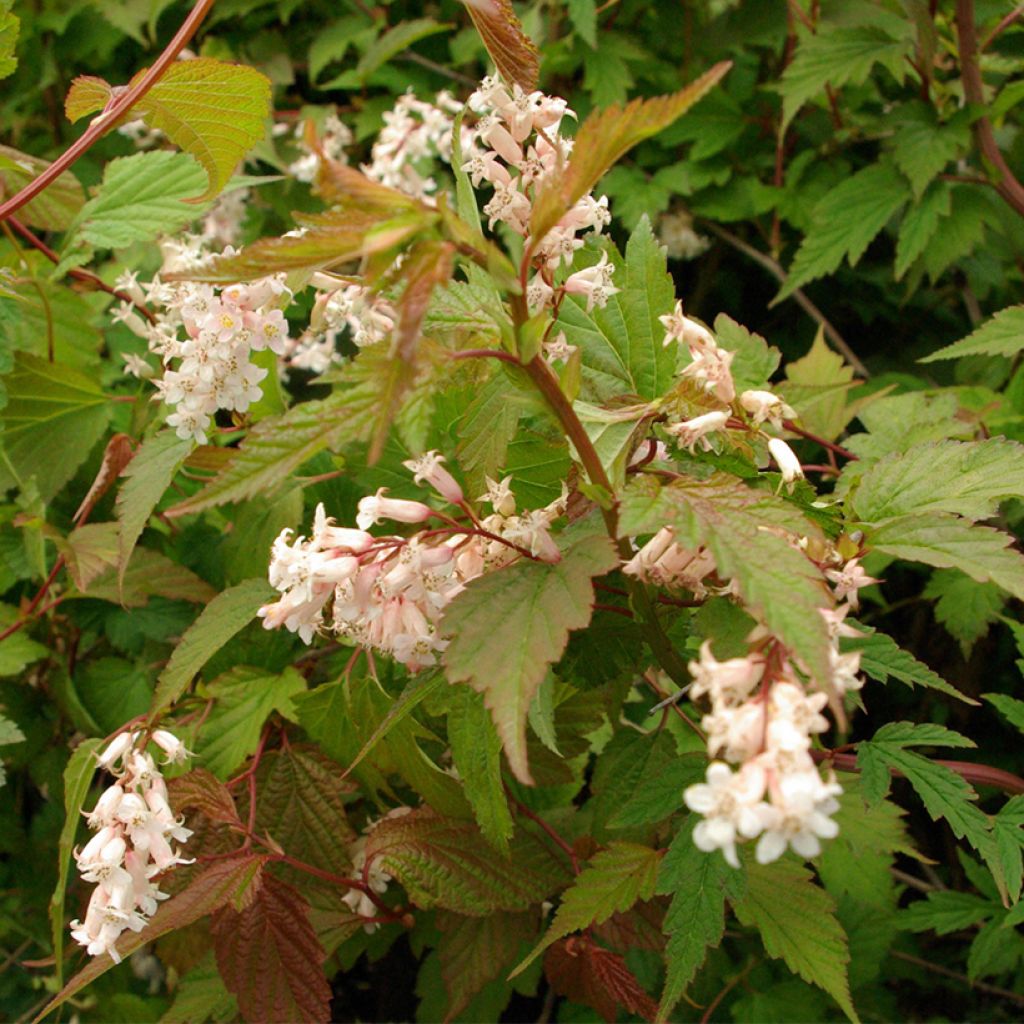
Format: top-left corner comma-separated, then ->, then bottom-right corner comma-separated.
619,474 -> 832,687
0,144 -> 84,231
530,63 -> 732,243
734,858 -> 858,1023
894,180 -> 952,280
50,737 -> 100,988
196,666 -> 305,779
0,352 -> 111,502
40,855 -> 268,1020
778,330 -> 863,443
363,806 -> 567,915
994,796 -> 1024,904
843,625 -> 976,704
166,396 -> 347,516
566,0 -> 597,47
513,842 -> 660,975
856,722 -> 990,849
0,603 -> 48,676
116,431 -> 193,588
921,305 -> 1024,363
0,1 -> 18,80
656,820 -> 739,1021
448,686 -> 515,854
713,314 -> 781,393
923,569 -> 1006,657
899,890 -> 996,934
868,514 -> 1024,602
355,18 -> 450,82
850,438 -> 1024,523
985,693 -> 1024,734
150,578 -> 276,715
779,23 -> 911,130
81,546 -> 215,607
64,150 -> 207,253
442,527 -> 617,784
889,105 -> 969,200
67,58 -> 272,202
161,953 -> 238,1024
779,162 -> 909,298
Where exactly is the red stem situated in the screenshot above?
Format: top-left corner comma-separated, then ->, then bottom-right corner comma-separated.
782,420 -> 858,460
0,0 -> 217,223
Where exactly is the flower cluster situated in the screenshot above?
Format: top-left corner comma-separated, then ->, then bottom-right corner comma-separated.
364,89 -> 474,201
466,76 -> 613,313
682,638 -> 849,868
623,527 -> 718,596
114,267 -> 292,443
288,112 -> 354,183
71,731 -> 192,962
258,455 -> 566,669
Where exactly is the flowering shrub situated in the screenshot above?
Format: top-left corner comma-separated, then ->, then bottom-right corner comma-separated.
2,2 -> 1024,1022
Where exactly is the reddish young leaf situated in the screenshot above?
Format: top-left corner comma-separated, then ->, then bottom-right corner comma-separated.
36,855 -> 267,1022
64,75 -> 114,122
211,873 -> 331,1024
460,0 -> 539,90
168,767 -> 242,827
545,936 -> 658,1023
529,63 -> 732,245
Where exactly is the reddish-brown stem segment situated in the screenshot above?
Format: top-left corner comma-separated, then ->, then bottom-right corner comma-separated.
782,420 -> 858,461
7,217 -> 158,323
0,0 -> 217,223
506,784 -> 580,874
813,749 -> 1024,795
956,0 -> 1024,219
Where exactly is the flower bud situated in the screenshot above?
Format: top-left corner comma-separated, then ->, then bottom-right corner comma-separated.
402,451 -> 464,505
356,488 -> 434,530
767,438 -> 804,489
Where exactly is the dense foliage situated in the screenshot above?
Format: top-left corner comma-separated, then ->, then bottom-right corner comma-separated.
1,1 -> 1024,1022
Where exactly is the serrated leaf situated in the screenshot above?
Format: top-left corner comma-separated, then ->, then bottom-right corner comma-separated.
566,0 -> 597,47
619,474 -> 832,688
0,603 -> 50,676
161,953 -> 238,1024
851,438 -> 1024,523
889,105 -> 969,200
211,873 -> 330,1024
436,909 -> 536,1021
65,150 -> 207,253
843,625 -> 975,704
779,23 -> 911,130
442,528 -> 618,784
923,569 -> 1006,657
82,546 -> 215,607
196,667 -> 306,780
713,314 -> 781,393
0,3 -> 18,80
50,738 -> 100,988
166,396 -> 349,516
734,859 -> 858,1022
168,767 -> 242,827
894,180 -> 952,279
530,63 -> 731,244
150,578 -> 276,715
39,855 -> 267,1021
0,352 -> 111,502
779,162 -> 909,298
460,0 -> 539,90
448,686 -> 514,854
363,806 -> 566,915
117,431 -> 193,586
922,305 -> 1024,363
899,890 -> 996,934
985,693 -> 1024,733
67,59 -> 271,202
778,330 -> 862,443
655,821 -> 738,1021
514,842 -> 660,975
868,514 -> 1024,602
356,17 -> 450,82
0,144 -> 84,231
994,796 -> 1024,904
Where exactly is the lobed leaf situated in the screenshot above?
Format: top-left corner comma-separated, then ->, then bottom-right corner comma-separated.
460,0 -> 539,90
921,305 -> 1024,363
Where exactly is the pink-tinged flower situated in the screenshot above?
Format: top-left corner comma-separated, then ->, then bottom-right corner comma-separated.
739,389 -> 795,429
767,438 -> 804,489
403,450 -> 464,504
666,410 -> 729,453
478,476 -> 516,517
151,730 -> 193,766
563,252 -> 619,312
688,640 -> 765,705
96,732 -> 139,772
659,301 -> 715,350
824,558 -> 878,610
356,489 -> 434,531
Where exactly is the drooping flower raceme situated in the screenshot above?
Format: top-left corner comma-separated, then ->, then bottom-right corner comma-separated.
258,454 -> 568,669
71,731 -> 193,962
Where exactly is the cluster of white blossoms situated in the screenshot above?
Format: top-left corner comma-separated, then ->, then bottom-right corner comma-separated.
657,209 -> 711,262
71,731 -> 192,962
465,76 -> 613,313
114,267 -> 292,443
364,89 -> 475,201
258,455 -> 566,669
288,112 -> 354,183
623,527 -> 718,596
658,302 -> 804,488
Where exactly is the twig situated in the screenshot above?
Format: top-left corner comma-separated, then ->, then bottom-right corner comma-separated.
956,0 -> 1024,219
782,419 -> 858,460
891,950 -> 1024,1006
506,785 -> 580,873
400,51 -> 478,87
0,0 -> 216,223
981,4 -> 1024,50
698,219 -> 869,377
449,347 -> 521,366
7,217 -> 158,323
701,958 -> 757,1023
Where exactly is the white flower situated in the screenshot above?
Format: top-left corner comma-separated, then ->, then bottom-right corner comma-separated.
824,558 -> 878,610
402,451 -> 464,504
754,770 -> 842,864
563,252 -> 619,312
356,489 -> 434,531
478,476 -> 516,517
739,389 -> 795,429
689,640 -> 765,705
685,762 -> 766,868
151,729 -> 193,766
767,438 -> 804,489
666,410 -> 729,453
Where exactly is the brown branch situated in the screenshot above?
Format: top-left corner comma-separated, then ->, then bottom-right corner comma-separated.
781,419 -> 858,460
8,217 -> 157,323
0,0 -> 216,223
981,4 -> 1024,50
891,950 -> 1024,1007
956,0 -> 1024,219
698,219 -> 869,377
